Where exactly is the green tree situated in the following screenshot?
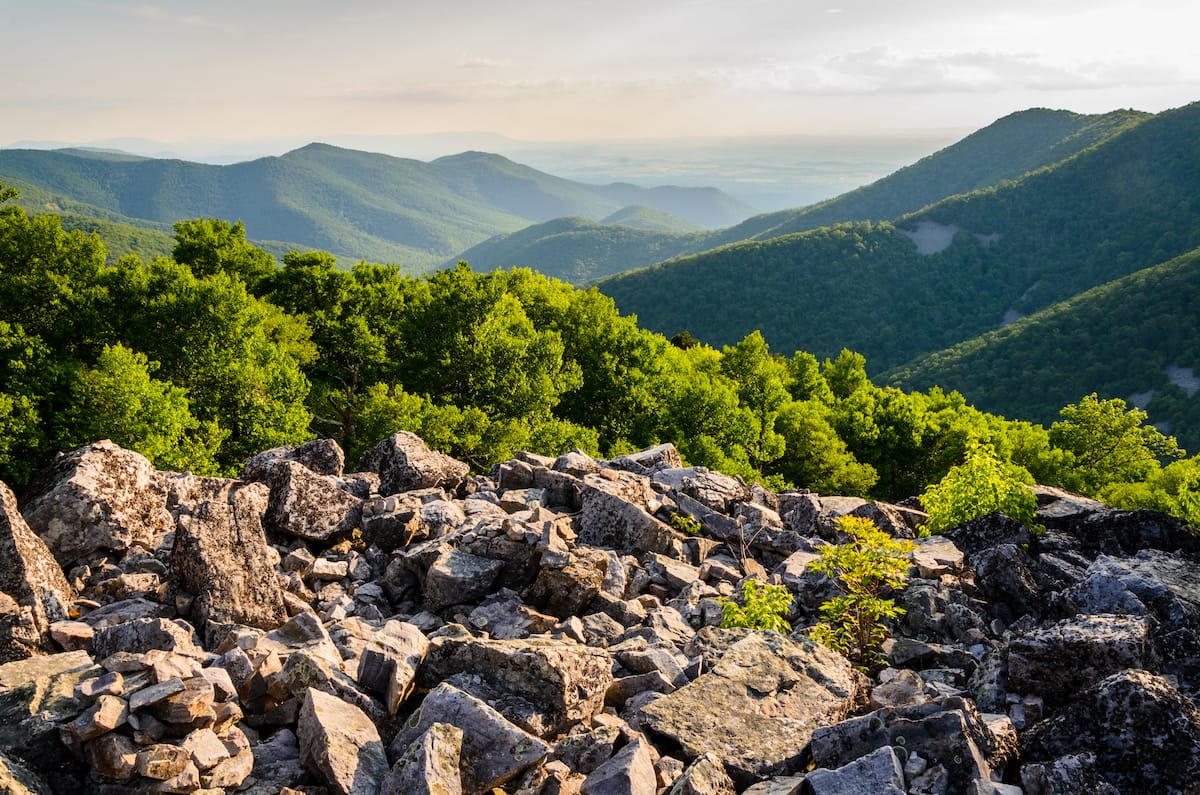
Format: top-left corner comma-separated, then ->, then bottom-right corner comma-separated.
920,443 -> 1038,534
771,399 -> 877,494
719,331 -> 789,469
1050,393 -> 1183,495
808,515 -> 916,667
718,580 -> 793,633
172,218 -> 277,292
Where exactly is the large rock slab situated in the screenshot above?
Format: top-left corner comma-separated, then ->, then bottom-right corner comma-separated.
579,470 -> 675,555
420,633 -> 613,735
264,460 -> 362,542
171,483 -> 287,645
389,681 -> 549,793
1021,668 -> 1200,794
804,745 -> 905,795
0,480 -> 74,660
21,441 -> 173,567
381,721 -> 463,795
297,687 -> 389,795
360,431 -> 469,495
244,438 -> 346,480
423,548 -> 505,612
638,629 -> 867,784
580,736 -> 656,795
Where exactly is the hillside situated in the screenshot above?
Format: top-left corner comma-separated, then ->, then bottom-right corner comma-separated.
457,108 -> 1148,281
0,144 -> 752,271
598,101 -> 1200,373
886,245 -> 1200,452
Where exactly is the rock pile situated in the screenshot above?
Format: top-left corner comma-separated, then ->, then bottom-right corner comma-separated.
1,435 -> 1199,794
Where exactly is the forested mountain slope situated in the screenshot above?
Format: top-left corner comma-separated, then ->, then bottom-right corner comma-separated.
598,101 -> 1200,373
458,108 -> 1147,281
0,145 -> 751,271
886,245 -> 1200,453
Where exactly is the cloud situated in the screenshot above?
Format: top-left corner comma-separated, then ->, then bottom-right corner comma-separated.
456,55 -> 512,70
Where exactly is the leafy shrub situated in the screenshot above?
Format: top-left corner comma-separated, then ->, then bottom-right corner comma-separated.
719,580 -> 793,633
669,513 -> 702,536
808,515 -> 915,667
920,443 -> 1038,535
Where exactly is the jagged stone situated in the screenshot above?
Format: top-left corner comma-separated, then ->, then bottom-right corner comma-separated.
360,494 -> 424,551
1019,751 -> 1119,795
0,649 -> 102,765
84,731 -> 139,782
666,751 -> 736,794
0,480 -> 75,660
172,483 -> 288,645
423,548 -> 505,612
0,750 -> 51,794
382,721 -> 463,795
580,736 -> 657,795
1021,669 -> 1200,794
420,633 -> 613,734
525,552 -> 606,619
150,675 -> 216,726
910,535 -> 964,579
355,619 -> 429,715
579,470 -> 676,555
804,745 -> 905,795
389,681 -> 549,793
849,500 -> 924,540
972,543 -> 1041,621
943,513 -> 1031,558
1005,614 -> 1155,708
638,629 -> 867,785
264,460 -> 362,542
21,441 -> 174,567
60,693 -> 128,743
244,437 -> 346,480
240,727 -> 306,795
297,687 -> 388,795
93,618 -> 203,660
360,431 -> 470,494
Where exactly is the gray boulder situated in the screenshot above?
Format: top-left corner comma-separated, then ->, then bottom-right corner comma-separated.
360,431 -> 470,494
244,437 -> 346,480
297,686 -> 389,795
264,460 -> 362,542
667,751 -> 737,794
424,548 -> 505,612
580,736 -> 657,795
21,441 -> 173,567
803,745 -> 905,795
579,470 -> 676,555
382,721 -> 463,795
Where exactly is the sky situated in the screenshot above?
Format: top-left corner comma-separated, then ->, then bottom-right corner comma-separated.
4,0 -> 1198,147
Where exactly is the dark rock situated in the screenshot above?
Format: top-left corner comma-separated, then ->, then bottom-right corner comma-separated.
580,736 -> 657,795
264,460 -> 362,542
297,686 -> 388,795
382,721 -> 462,795
666,751 -> 736,794
944,513 -> 1031,558
359,431 -> 470,494
803,745 -> 905,795
579,471 -> 677,555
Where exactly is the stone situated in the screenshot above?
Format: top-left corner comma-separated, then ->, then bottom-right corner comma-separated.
420,633 -> 613,734
129,677 -> 186,712
137,743 -> 192,780
1005,614 -> 1154,708
180,727 -> 231,770
579,471 -> 676,555
666,752 -> 737,795
61,693 -> 128,743
804,745 -> 905,795
93,618 -> 203,660
381,721 -> 463,795
943,513 -> 1031,558
580,736 -> 657,795
48,620 -> 93,653
360,495 -> 424,551
971,543 -> 1041,621
264,460 -> 362,542
150,675 -> 216,727
0,650 -> 102,766
390,682 -> 549,793
355,619 -> 429,715
1021,669 -> 1200,794
360,431 -> 470,494
298,687 -> 389,795
21,441 -> 173,567
0,480 -> 75,660
171,483 -> 288,644
1019,751 -> 1119,795
0,750 -> 50,794
638,629 -> 867,785
84,731 -> 139,781
241,727 -> 306,795
202,747 -> 254,789
423,548 -> 505,612
244,438 -> 346,480
910,535 -> 964,579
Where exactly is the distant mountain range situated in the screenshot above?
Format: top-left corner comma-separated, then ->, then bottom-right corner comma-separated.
0,144 -> 754,271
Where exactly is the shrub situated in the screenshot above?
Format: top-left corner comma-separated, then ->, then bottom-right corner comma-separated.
808,515 -> 915,667
670,513 -> 702,536
719,580 -> 793,633
920,443 -> 1039,535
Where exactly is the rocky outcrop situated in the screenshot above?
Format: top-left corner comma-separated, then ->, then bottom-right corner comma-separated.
0,436 -> 1198,794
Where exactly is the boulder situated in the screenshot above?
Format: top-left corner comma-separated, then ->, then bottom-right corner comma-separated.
580,736 -> 657,795
21,441 -> 173,567
360,495 -> 424,552
423,548 -> 506,612
666,752 -> 737,795
0,480 -> 74,660
1021,669 -> 1200,794
579,471 -> 676,555
803,745 -> 905,795
389,681 -> 549,793
244,437 -> 346,480
264,460 -> 362,542
360,431 -> 470,494
171,483 -> 287,645
382,721 -> 463,795
297,687 -> 389,795
638,629 -> 867,785
0,751 -> 50,794
93,618 -> 204,660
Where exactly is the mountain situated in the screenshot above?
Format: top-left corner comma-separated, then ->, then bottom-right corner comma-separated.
885,245 -> 1200,453
0,144 -> 752,271
456,108 -> 1148,281
597,101 -> 1200,376
599,205 -> 702,233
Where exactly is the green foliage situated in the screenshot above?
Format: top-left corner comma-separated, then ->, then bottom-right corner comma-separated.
669,514 -> 702,536
1103,456 -> 1200,526
718,580 -> 793,633
808,515 -> 916,667
920,444 -> 1038,534
172,218 -> 277,292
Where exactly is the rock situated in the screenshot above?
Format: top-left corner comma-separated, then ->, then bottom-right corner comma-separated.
424,548 -> 505,612
21,441 -> 173,567
0,480 -> 75,660
1005,614 -> 1155,708
804,745 -> 905,795
171,483 -> 288,645
613,443 -> 684,472
389,681 -> 549,793
1019,751 -> 1119,795
1021,669 -> 1200,793
93,618 -> 204,660
60,693 -> 127,742
0,750 -> 50,794
242,727 -> 306,795
360,431 -> 470,494
972,543 -> 1041,621
580,736 -> 657,795
666,751 -> 736,795
381,721 -> 463,795
244,438 -> 346,480
297,687 -> 389,795
910,535 -> 964,579
84,731 -> 139,781
944,513 -> 1031,558
150,675 -> 215,726
420,633 -> 613,735
137,743 -> 192,780
355,619 -> 429,715
638,629 -> 867,785
264,460 -> 362,542
360,495 -> 424,551
579,470 -> 676,555
849,501 -> 924,540
0,649 -> 102,765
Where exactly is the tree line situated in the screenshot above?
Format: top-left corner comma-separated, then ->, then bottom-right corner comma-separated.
1,183 -> 1197,526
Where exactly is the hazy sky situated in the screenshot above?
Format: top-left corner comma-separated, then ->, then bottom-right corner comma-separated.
3,0 -> 1199,147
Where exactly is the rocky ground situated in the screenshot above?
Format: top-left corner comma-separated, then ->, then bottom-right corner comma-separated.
2,433 -> 1200,794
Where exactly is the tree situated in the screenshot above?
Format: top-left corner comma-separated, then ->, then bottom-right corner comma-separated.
1050,393 -> 1183,495
920,444 -> 1038,534
719,331 -> 789,469
172,218 -> 276,292
772,399 -> 877,494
